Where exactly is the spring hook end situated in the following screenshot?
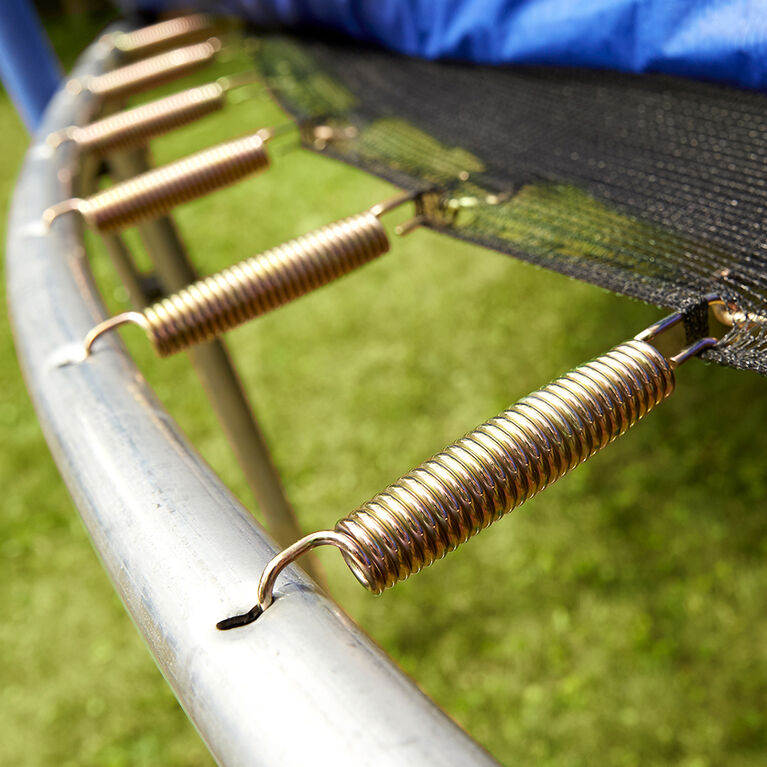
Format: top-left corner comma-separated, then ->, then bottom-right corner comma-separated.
46,127 -> 77,150
216,605 -> 262,630
302,121 -> 359,150
256,126 -> 275,142
216,530 -> 358,629
668,336 -> 719,368
395,215 -> 426,236
83,311 -> 149,358
368,190 -> 417,219
385,188 -> 459,236
65,77 -> 85,96
206,36 -> 223,54
216,70 -> 261,93
634,293 -> 734,366
41,198 -> 87,230
368,189 -> 436,235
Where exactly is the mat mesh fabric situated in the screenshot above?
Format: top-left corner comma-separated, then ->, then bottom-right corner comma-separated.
253,34 -> 767,375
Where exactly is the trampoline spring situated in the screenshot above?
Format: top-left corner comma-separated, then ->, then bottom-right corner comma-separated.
82,192 -> 418,358
218,298 -> 729,627
47,73 -> 259,155
43,130 -> 271,232
48,83 -> 225,154
104,14 -> 219,60
74,39 -> 221,101
330,340 -> 677,594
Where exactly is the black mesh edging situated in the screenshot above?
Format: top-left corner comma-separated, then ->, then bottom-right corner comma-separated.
253,33 -> 767,375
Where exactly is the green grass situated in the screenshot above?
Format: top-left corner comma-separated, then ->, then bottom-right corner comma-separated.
2,12 -> 767,766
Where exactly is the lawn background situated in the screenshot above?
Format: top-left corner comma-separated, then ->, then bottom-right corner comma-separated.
1,9 -> 766,766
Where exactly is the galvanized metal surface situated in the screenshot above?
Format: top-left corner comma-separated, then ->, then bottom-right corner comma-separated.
6,26 -> 498,767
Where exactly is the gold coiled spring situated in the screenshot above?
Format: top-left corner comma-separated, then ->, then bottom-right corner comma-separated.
82,205 -> 399,358
49,83 -> 226,155
217,300 -> 729,628
144,211 -> 390,356
108,14 -> 217,59
84,40 -> 220,100
44,131 -> 271,232
334,339 -> 674,593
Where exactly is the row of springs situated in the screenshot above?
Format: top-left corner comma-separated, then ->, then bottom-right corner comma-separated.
49,16 -> 738,629
45,17 -> 445,360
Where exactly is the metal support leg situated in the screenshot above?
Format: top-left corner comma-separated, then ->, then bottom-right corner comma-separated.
102,234 -> 153,308
104,147 -> 322,581
79,155 -> 155,311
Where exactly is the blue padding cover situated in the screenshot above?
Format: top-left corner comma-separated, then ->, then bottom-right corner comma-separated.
121,1 -> 767,91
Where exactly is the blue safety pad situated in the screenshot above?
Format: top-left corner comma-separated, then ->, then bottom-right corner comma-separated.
121,0 -> 767,91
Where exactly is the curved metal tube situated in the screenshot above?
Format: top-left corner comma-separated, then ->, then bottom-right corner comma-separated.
6,24 -> 497,767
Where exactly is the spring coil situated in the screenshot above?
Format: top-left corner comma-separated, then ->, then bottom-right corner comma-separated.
86,40 -> 219,100
111,15 -> 216,59
58,84 -> 226,155
334,339 -> 675,593
143,211 -> 390,356
68,132 -> 270,232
